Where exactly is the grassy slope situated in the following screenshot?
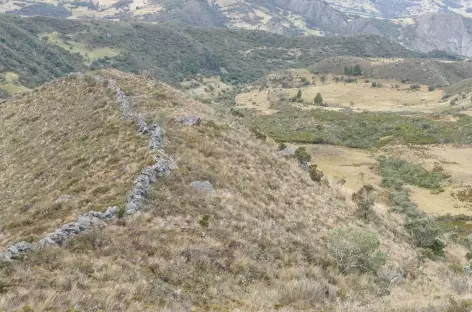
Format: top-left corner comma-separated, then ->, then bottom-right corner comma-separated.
40,32 -> 120,66
0,71 -> 470,311
0,73 -> 151,246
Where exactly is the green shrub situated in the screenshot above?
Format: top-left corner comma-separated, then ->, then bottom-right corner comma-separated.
352,185 -> 377,222
314,93 -> 324,106
378,156 -> 447,190
199,215 -> 210,228
294,147 -> 311,163
406,217 -> 445,255
309,164 -> 324,182
327,227 -> 386,273
117,205 -> 126,219
388,187 -> 423,218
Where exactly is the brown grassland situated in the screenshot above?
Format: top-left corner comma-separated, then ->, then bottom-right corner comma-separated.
1,71 -> 472,311
0,75 -> 151,247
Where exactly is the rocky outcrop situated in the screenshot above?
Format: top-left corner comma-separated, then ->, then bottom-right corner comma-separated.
270,0 -> 348,33
174,116 -> 201,126
411,13 -> 472,57
0,73 -> 177,261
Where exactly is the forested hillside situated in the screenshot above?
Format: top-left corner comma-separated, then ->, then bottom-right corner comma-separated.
0,14 -> 422,96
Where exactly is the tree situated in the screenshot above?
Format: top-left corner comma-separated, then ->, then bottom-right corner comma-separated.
320,75 -> 326,84
353,65 -> 362,76
344,66 -> 352,75
296,89 -> 302,100
314,93 -> 323,106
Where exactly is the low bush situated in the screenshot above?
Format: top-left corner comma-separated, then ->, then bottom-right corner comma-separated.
352,185 -> 377,222
406,217 -> 445,255
294,147 -> 311,163
378,156 -> 447,190
327,227 -> 386,273
308,164 -> 324,182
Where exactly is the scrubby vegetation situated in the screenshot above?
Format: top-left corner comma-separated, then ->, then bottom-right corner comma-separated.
327,227 -> 385,273
0,15 -> 84,96
378,156 -> 448,190
250,107 -> 472,148
0,72 -> 150,245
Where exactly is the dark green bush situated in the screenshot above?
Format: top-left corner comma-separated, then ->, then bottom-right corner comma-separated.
294,147 -> 311,163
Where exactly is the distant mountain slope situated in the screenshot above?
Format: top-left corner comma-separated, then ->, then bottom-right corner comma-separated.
311,56 -> 472,86
2,0 -> 472,58
0,14 -> 421,97
0,16 -> 84,96
326,0 -> 472,18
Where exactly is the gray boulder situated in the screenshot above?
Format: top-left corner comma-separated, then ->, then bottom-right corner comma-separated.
55,194 -> 73,204
7,241 -> 33,258
191,181 -> 214,192
277,148 -> 295,157
174,116 -> 201,126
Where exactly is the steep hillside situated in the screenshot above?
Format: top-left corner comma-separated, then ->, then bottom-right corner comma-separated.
326,0 -> 472,18
408,12 -> 472,57
444,77 -> 472,95
0,16 -> 84,96
2,0 -> 472,57
0,73 -> 152,247
1,70 -> 472,311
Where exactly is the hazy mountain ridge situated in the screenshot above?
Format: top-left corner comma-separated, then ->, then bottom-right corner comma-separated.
326,0 -> 472,18
2,0 -> 472,57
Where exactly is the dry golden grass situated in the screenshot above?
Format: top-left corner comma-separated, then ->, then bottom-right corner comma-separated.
0,74 -> 150,246
1,70 -> 471,311
236,69 -> 452,115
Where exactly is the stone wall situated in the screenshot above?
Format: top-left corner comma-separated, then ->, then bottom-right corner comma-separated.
0,73 -> 176,260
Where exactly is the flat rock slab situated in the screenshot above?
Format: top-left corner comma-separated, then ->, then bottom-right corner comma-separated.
191,181 -> 214,192
174,116 -> 201,126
